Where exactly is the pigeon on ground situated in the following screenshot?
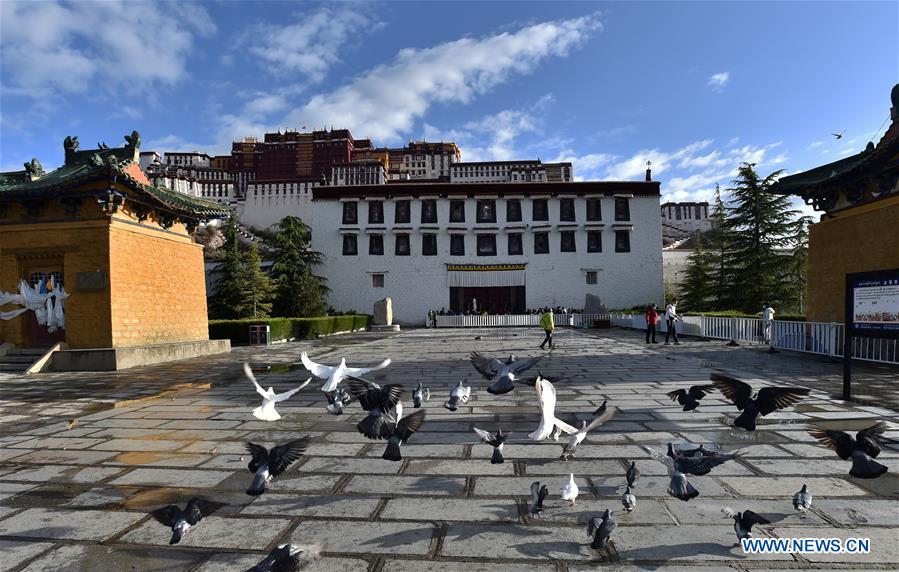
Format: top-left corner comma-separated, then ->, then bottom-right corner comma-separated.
528,481 -> 549,515
383,409 -> 425,461
561,473 -> 579,507
711,372 -> 810,431
300,351 -> 391,392
66,418 -> 79,430
151,498 -> 227,544
412,381 -> 430,408
666,384 -> 715,411
528,375 -> 578,441
807,421 -> 889,479
621,486 -> 636,512
243,363 -> 311,421
474,427 -> 511,464
722,507 -> 770,541
561,405 -> 616,459
626,461 -> 639,487
588,509 -> 616,549
324,388 -> 352,415
793,484 -> 812,512
593,400 -> 608,416
469,352 -> 541,395
444,381 -> 471,411
247,542 -> 322,572
245,439 -> 309,496
347,377 -> 403,440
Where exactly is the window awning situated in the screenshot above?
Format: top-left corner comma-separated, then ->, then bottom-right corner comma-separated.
446,264 -> 527,287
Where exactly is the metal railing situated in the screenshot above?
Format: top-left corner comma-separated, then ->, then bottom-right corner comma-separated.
432,313 -> 611,328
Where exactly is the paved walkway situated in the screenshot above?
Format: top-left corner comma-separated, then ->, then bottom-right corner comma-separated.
1,328 -> 897,571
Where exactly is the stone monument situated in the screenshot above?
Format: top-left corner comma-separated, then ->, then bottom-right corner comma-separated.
372,298 -> 400,332
584,293 -> 608,315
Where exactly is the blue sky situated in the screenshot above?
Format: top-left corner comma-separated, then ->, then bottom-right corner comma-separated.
1,1 -> 896,217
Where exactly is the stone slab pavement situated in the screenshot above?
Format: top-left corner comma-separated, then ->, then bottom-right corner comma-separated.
1,326 -> 897,571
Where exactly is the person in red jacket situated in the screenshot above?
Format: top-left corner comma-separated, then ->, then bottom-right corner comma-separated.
645,303 -> 659,344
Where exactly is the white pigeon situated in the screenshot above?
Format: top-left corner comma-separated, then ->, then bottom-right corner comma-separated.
561,473 -> 579,506
561,407 -> 616,459
444,381 -> 471,411
528,375 -> 578,441
243,363 -> 310,422
300,351 -> 391,392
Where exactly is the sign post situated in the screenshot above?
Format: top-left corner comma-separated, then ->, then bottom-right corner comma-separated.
843,268 -> 899,401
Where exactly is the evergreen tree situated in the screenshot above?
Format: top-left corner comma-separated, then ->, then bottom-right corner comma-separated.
722,163 -> 800,312
237,241 -> 275,318
786,215 -> 812,314
269,216 -> 328,317
708,183 -> 733,310
678,244 -> 716,311
208,218 -> 247,319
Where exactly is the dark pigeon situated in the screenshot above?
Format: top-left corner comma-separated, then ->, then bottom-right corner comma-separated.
723,507 -> 770,541
151,498 -> 227,544
625,461 -> 639,487
347,376 -> 403,439
666,384 -> 715,411
711,372 -> 809,431
245,439 -> 309,496
666,443 -> 740,476
246,542 -> 322,572
383,409 -> 426,462
474,427 -> 511,464
807,421 -> 889,479
588,508 -> 616,549
528,481 -> 549,515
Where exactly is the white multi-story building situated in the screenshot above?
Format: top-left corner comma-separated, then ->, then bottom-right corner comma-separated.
238,179 -> 316,230
389,141 -> 461,180
310,179 -> 663,324
142,151 -> 237,204
660,201 -> 711,245
450,160 -> 573,184
331,160 -> 387,186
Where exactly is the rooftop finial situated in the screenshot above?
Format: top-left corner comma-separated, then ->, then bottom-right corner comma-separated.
645,160 -> 652,182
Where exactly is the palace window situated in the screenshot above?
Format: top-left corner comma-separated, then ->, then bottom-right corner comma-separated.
369,234 -> 384,255
615,197 -> 630,221
695,205 -> 702,219
450,235 -> 465,256
421,199 -> 438,223
507,233 -> 523,255
395,234 -> 410,256
615,230 -> 631,253
560,231 -> 576,252
342,234 -> 357,255
506,199 -> 522,222
532,199 -> 549,221
559,198 -> 576,222
477,234 -> 497,256
368,201 -> 384,224
395,200 -> 410,224
534,231 -> 549,254
586,198 -> 602,221
587,231 -> 602,253
586,271 -> 598,285
450,200 -> 466,223
476,200 -> 496,223
422,233 -> 437,256
372,274 -> 385,288
342,201 -> 358,224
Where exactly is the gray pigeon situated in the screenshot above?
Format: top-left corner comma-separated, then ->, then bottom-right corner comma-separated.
474,427 -> 511,464
793,484 -> 812,512
807,421 -> 889,479
444,380 -> 471,411
711,372 -> 809,431
625,461 -> 639,487
588,508 -> 616,549
412,381 -> 430,408
151,498 -> 227,544
324,388 -> 352,415
645,446 -> 706,501
722,507 -> 770,541
666,384 -> 715,411
665,443 -> 740,476
347,377 -> 403,439
528,481 -> 549,515
469,352 -> 541,395
245,439 -> 309,496
621,486 -> 636,512
383,409 -> 426,462
561,405 -> 616,459
247,542 -> 322,571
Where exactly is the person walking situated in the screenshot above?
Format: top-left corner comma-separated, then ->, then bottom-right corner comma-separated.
539,307 -> 555,350
645,303 -> 659,343
762,303 -> 775,344
665,299 -> 680,345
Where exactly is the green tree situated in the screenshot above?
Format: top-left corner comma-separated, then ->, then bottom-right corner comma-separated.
678,244 -> 716,311
786,215 -> 812,314
707,183 -> 734,310
268,216 -> 328,317
236,241 -> 275,318
208,218 -> 247,319
722,163 -> 800,312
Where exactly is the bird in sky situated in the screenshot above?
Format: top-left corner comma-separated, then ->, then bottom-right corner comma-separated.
807,421 -> 890,479
347,377 -> 403,440
473,427 -> 511,464
469,351 -> 542,395
528,375 -> 578,441
723,507 -> 770,542
711,372 -> 810,431
382,409 -> 426,462
832,130 -> 845,139
300,351 -> 391,392
151,498 -> 227,545
247,543 -> 322,571
666,384 -> 716,412
588,509 -> 616,550
243,363 -> 310,422
245,439 -> 309,496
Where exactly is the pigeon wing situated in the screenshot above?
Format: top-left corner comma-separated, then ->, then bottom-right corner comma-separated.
267,438 -> 310,478
473,427 -> 498,446
666,389 -> 687,402
554,417 -> 580,435
807,425 -> 855,459
245,442 -> 269,473
345,358 -> 392,377
347,377 -> 381,410
184,498 -> 228,525
507,355 -> 541,375
396,409 -> 425,442
688,384 -> 715,400
529,481 -> 541,506
856,421 -> 887,458
273,378 -> 311,402
755,387 -> 810,415
151,505 -> 181,527
742,510 -> 771,530
710,373 -> 753,410
380,384 -> 404,410
469,352 -> 503,379
243,363 -> 269,399
676,452 -> 737,476
587,516 -> 602,536
644,446 -> 675,474
584,406 -> 616,431
300,351 -> 335,378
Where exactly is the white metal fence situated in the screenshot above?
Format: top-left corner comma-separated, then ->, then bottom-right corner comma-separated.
432,313 -> 611,329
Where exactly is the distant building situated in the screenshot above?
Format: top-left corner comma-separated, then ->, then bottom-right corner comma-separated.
660,201 -> 711,246
449,160 -> 572,184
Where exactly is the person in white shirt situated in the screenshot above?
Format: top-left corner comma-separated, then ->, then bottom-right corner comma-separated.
762,303 -> 775,344
665,299 -> 680,345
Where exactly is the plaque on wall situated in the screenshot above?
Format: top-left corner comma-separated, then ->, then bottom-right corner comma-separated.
76,271 -> 107,292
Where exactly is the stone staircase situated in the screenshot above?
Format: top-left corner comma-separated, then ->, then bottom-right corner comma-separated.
0,347 -> 46,373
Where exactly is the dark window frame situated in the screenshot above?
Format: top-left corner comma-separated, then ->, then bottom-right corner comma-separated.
533,231 -> 549,254
586,271 -> 598,285
422,233 -> 437,256
342,234 -> 358,255
615,230 -> 631,253
395,233 -> 410,256
449,200 -> 466,223
587,230 -> 602,253
372,274 -> 385,288
450,234 -> 465,256
476,200 -> 497,223
476,234 -> 497,256
615,197 -> 630,221
560,230 -> 576,252
342,201 -> 358,224
394,200 -> 411,224
506,199 -> 522,222
421,199 -> 438,223
368,201 -> 384,224
507,233 -> 523,255
369,234 -> 384,255
532,199 -> 549,221
559,198 -> 576,222
586,198 -> 602,221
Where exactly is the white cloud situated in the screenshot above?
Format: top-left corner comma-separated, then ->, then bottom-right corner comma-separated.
807,141 -> 824,149
707,71 -> 730,91
0,1 -> 215,100
283,14 -> 603,142
143,134 -> 215,154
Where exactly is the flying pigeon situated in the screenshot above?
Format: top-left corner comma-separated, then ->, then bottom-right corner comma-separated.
528,481 -> 549,515
668,442 -> 720,459
626,461 -> 639,487
300,351 -> 391,392
528,375 -> 578,441
324,388 -> 352,415
383,409 -> 426,462
832,130 -> 845,139
247,543 -> 322,572
347,377 -> 403,440
473,427 -> 511,464
561,406 -> 616,459
621,486 -> 636,512
243,363 -> 311,422
644,446 -> 706,501
151,498 -> 227,544
245,439 -> 309,496
593,400 -> 608,416
711,372 -> 810,431
444,381 -> 471,412
722,507 -> 770,541
561,473 -> 579,507
588,509 -> 616,549
469,352 -> 541,395
412,381 -> 430,408
665,443 -> 740,475
807,421 -> 889,479
793,484 -> 812,512
666,384 -> 715,411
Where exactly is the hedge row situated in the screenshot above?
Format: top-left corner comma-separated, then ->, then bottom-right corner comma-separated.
209,315 -> 372,344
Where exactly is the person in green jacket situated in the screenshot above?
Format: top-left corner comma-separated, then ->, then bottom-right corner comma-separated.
539,308 -> 555,350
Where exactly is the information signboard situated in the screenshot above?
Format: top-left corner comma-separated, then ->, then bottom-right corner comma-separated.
843,268 -> 899,400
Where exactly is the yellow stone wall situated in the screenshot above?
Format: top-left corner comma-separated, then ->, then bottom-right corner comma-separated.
807,193 -> 899,322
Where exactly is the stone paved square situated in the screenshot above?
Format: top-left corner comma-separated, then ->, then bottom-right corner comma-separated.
1,327 -> 897,571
